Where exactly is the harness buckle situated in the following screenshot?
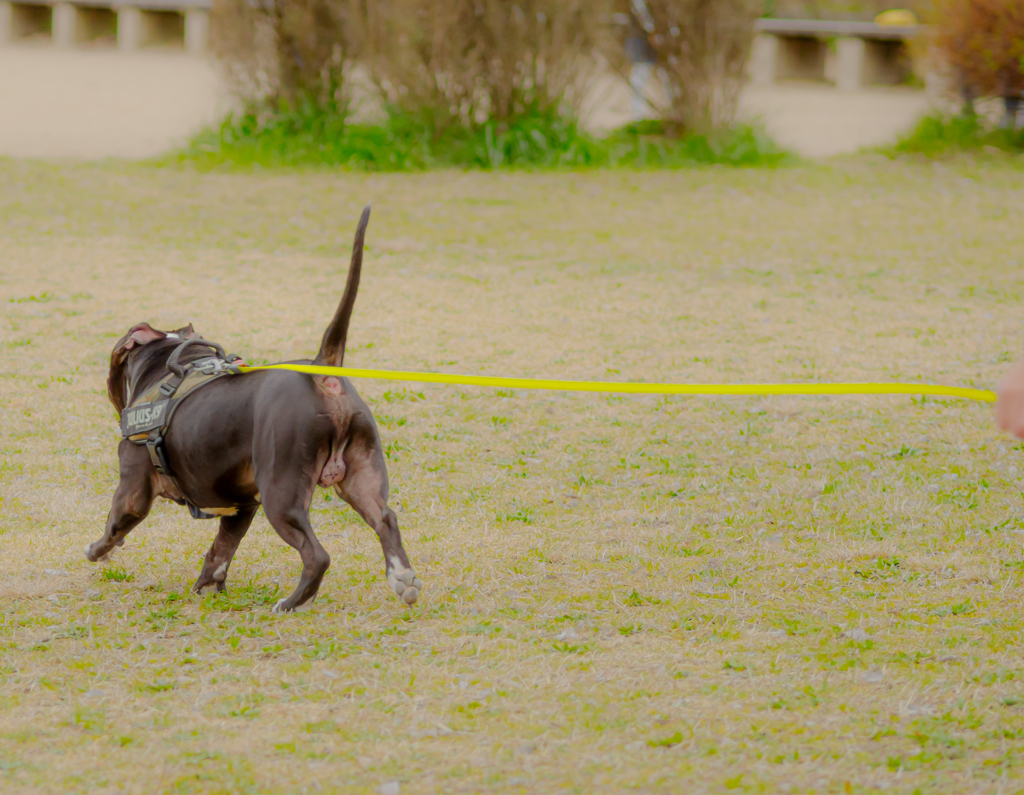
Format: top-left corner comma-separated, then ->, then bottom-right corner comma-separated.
197,358 -> 225,375
145,434 -> 172,474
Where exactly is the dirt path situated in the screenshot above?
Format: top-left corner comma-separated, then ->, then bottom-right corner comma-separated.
0,46 -> 931,159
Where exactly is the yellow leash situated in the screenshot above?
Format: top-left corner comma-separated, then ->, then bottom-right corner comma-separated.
238,364 -> 996,403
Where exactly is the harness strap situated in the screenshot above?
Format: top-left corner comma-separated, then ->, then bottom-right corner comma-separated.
120,337 -> 245,519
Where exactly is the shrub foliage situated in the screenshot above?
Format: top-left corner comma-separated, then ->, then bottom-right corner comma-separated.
608,0 -> 761,134
926,0 -> 1024,105
360,0 -> 607,135
197,0 -> 788,168
210,0 -> 357,111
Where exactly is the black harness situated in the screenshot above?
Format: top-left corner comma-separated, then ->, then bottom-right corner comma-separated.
121,338 -> 244,519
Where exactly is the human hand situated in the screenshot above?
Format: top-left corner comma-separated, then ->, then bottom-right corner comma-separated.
996,356 -> 1024,438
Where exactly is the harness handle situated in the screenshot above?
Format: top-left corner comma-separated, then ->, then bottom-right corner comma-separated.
167,338 -> 227,378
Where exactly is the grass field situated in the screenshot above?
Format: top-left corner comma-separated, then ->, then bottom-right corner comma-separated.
2,157 -> 1024,794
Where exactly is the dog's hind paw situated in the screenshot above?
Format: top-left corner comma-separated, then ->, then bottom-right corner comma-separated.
272,598 -> 290,614
85,542 -> 116,563
388,565 -> 422,606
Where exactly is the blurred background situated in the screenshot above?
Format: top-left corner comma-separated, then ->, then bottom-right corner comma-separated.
0,0 -> 1020,162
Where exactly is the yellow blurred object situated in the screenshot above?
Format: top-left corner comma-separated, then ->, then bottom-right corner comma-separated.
875,9 -> 918,26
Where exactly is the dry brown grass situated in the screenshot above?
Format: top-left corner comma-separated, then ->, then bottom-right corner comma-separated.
362,0 -> 606,131
2,159 -> 1024,793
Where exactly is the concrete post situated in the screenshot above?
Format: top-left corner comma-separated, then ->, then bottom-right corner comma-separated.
184,8 -> 207,53
748,34 -> 779,86
836,37 -> 866,91
117,6 -> 141,50
52,2 -> 76,47
0,1 -> 12,45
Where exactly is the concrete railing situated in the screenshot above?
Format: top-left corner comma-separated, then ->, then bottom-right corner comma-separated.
0,0 -> 209,52
0,9 -> 918,80
750,18 -> 920,90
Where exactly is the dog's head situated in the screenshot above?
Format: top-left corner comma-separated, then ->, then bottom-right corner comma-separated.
107,322 -> 199,414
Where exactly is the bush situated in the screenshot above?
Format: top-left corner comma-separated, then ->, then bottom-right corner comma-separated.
210,0 -> 356,111
888,112 -> 1024,156
608,0 -> 760,134
601,120 -> 793,167
173,106 -> 792,171
177,104 -> 603,169
926,0 -> 1024,110
206,0 -> 768,148
360,0 -> 609,135
196,0 -> 787,168
179,102 -> 424,170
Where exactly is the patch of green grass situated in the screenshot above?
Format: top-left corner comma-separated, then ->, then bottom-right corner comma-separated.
100,564 -> 134,582
217,694 -> 264,720
933,601 -> 976,617
203,583 -> 280,612
648,730 -> 684,748
468,621 -> 502,637
70,706 -> 106,734
599,119 -> 793,168
886,112 -> 1024,158
169,103 -> 792,171
177,103 -> 431,171
624,589 -> 662,607
497,503 -> 533,524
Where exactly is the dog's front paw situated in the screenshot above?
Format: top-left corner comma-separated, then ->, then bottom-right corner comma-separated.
271,597 -> 312,614
388,565 -> 422,606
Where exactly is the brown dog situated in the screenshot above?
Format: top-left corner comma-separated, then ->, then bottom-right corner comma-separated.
89,206 -> 421,611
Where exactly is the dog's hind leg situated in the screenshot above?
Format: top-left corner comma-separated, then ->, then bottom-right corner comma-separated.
260,489 -> 331,613
87,441 -> 154,562
193,506 -> 257,595
336,427 -> 421,606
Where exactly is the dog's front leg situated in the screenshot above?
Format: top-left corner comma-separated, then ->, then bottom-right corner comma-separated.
193,507 -> 257,595
87,441 -> 154,562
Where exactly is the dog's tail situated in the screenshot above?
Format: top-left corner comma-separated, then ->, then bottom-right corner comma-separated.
315,204 -> 371,367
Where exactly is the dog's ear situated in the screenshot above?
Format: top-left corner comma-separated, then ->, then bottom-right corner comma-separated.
171,323 -> 199,340
107,356 -> 129,415
107,323 -> 166,414
118,322 -> 166,351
